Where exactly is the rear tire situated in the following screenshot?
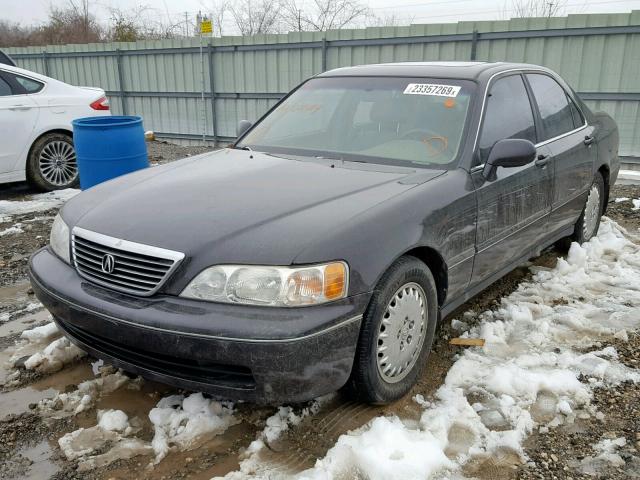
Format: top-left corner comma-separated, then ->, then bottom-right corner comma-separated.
345,256 -> 438,404
572,172 -> 605,244
27,133 -> 79,191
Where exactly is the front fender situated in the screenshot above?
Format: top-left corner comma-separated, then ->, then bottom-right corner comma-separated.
294,169 -> 477,299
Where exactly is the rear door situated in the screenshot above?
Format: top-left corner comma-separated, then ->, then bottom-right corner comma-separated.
0,70 -> 39,175
524,73 -> 596,234
470,73 -> 552,286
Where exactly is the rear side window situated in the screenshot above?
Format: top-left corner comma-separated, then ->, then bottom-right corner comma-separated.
0,76 -> 11,96
13,74 -> 44,93
567,96 -> 585,129
479,75 -> 536,163
526,74 -> 576,140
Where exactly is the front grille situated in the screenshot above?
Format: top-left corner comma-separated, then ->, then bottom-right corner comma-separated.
71,227 -> 184,296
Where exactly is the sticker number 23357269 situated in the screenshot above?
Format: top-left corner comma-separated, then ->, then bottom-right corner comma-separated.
403,83 -> 461,97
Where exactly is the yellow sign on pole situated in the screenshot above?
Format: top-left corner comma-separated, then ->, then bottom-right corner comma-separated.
200,19 -> 212,34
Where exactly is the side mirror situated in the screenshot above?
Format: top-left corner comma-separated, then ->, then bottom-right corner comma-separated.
482,138 -> 536,181
236,120 -> 253,138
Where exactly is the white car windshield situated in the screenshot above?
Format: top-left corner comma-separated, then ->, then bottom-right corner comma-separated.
238,76 -> 476,168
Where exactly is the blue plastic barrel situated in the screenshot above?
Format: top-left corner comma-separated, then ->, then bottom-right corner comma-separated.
72,116 -> 149,190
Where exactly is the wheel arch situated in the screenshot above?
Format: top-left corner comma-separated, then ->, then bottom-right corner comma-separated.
25,128 -> 75,188
26,128 -> 74,163
401,246 -> 448,308
597,164 -> 610,214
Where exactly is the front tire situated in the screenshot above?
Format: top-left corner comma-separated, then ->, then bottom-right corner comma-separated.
345,256 -> 438,404
27,133 -> 79,191
573,172 -> 605,244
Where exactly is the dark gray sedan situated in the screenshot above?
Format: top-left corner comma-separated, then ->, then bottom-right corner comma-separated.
29,62 -> 619,404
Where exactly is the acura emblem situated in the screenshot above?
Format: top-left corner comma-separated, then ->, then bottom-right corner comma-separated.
101,254 -> 115,274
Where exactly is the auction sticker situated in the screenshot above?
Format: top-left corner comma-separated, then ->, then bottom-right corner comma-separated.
403,83 -> 461,97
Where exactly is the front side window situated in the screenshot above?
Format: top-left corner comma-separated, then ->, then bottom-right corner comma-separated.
238,76 -> 476,168
13,74 -> 44,93
478,75 -> 536,163
526,74 -> 576,140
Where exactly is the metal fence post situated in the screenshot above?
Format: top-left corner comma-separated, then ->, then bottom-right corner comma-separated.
321,37 -> 328,72
208,44 -> 218,145
470,30 -> 479,61
42,51 -> 50,76
115,49 -> 128,115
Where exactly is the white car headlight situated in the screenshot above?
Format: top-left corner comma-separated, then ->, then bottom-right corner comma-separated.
50,214 -> 70,263
180,262 -> 348,307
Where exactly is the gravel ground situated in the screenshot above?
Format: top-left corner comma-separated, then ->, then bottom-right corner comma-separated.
606,184 -> 640,232
0,145 -> 638,480
518,332 -> 640,480
146,140 -> 216,165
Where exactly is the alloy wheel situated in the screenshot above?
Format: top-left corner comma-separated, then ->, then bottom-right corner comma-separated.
38,140 -> 78,187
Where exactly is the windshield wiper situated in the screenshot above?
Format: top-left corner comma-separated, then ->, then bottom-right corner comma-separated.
235,145 -> 252,151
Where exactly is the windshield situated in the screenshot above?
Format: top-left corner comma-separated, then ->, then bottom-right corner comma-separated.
238,76 -> 476,168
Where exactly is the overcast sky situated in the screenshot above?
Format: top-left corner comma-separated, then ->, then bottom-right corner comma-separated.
3,0 -> 640,33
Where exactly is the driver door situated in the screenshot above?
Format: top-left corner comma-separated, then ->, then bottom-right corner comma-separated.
470,73 -> 552,286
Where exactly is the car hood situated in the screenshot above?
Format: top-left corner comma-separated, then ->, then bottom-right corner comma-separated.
64,149 -> 444,267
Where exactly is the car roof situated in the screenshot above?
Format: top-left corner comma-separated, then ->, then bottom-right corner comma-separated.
317,61 -> 551,81
0,63 -> 50,83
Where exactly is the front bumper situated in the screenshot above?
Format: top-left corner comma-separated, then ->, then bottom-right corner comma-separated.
29,248 -> 368,404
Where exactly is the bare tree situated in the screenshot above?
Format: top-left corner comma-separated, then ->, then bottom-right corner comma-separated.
0,21 -> 33,47
365,12 -> 415,28
510,0 -> 568,17
281,0 -> 369,32
203,0 -> 230,36
108,5 -> 183,42
226,0 -> 283,35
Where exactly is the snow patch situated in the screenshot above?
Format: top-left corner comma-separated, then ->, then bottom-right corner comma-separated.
149,392 -> 237,463
20,322 -> 59,342
0,189 -> 78,219
0,224 -> 23,236
15,322 -> 85,373
58,408 -> 151,471
1,302 -> 43,324
98,409 -> 130,432
580,436 -> 627,474
39,370 -> 133,417
301,416 -> 454,480
23,336 -> 85,373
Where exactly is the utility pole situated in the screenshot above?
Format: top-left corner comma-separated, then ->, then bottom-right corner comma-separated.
184,12 -> 190,36
198,11 -> 207,143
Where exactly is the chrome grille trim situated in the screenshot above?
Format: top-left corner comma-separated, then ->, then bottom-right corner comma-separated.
71,227 -> 185,296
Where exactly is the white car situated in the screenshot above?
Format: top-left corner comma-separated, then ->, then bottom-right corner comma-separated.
0,64 -> 110,191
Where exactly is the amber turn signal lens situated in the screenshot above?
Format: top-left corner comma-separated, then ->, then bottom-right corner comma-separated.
324,262 -> 347,300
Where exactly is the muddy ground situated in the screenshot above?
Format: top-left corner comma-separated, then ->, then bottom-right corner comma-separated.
0,146 -> 638,480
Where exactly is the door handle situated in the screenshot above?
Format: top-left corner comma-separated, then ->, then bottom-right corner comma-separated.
9,104 -> 31,111
535,154 -> 550,167
584,135 -> 594,146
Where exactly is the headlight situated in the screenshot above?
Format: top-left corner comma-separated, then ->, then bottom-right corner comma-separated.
180,262 -> 348,306
50,214 -> 70,263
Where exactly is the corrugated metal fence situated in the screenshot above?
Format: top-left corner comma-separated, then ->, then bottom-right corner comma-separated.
6,11 -> 640,158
